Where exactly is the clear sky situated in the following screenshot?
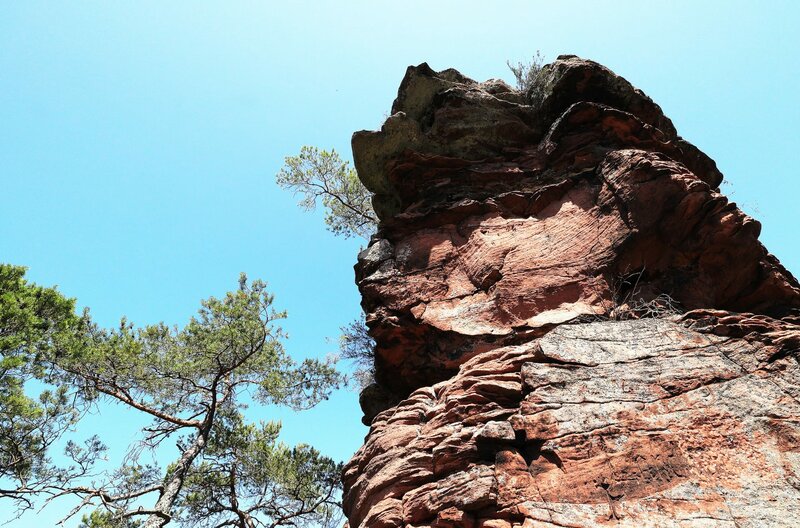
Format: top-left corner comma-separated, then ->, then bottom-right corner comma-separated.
1,1 -> 798,525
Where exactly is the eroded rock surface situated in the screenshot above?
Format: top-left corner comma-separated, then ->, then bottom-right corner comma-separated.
344,56 -> 800,527
345,317 -> 800,527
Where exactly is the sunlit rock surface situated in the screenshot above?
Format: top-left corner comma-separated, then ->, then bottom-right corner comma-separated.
343,56 -> 800,527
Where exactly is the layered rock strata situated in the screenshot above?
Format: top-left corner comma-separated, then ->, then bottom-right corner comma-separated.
344,56 -> 800,527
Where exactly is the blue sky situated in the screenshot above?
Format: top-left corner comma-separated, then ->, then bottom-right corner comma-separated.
1,1 -> 798,525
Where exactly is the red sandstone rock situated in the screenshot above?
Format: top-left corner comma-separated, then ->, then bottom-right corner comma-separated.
344,56 -> 800,527
346,318 -> 800,527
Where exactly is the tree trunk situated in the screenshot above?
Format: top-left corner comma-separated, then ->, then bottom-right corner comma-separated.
229,464 -> 256,528
142,429 -> 207,528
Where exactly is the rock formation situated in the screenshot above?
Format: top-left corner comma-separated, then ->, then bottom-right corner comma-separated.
343,56 -> 800,527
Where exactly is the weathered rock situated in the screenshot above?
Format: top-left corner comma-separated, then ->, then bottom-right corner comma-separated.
353,55 -> 800,400
346,318 -> 800,527
344,56 -> 800,527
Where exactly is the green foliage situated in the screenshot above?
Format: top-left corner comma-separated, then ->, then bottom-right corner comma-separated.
506,51 -> 545,95
79,510 -> 142,528
61,275 -> 342,419
54,274 -> 344,527
179,410 -> 341,527
277,146 -> 377,239
277,146 -> 379,392
0,264 -> 92,510
338,315 -> 375,389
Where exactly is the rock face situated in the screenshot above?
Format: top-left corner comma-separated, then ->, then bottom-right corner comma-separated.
343,56 -> 800,527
